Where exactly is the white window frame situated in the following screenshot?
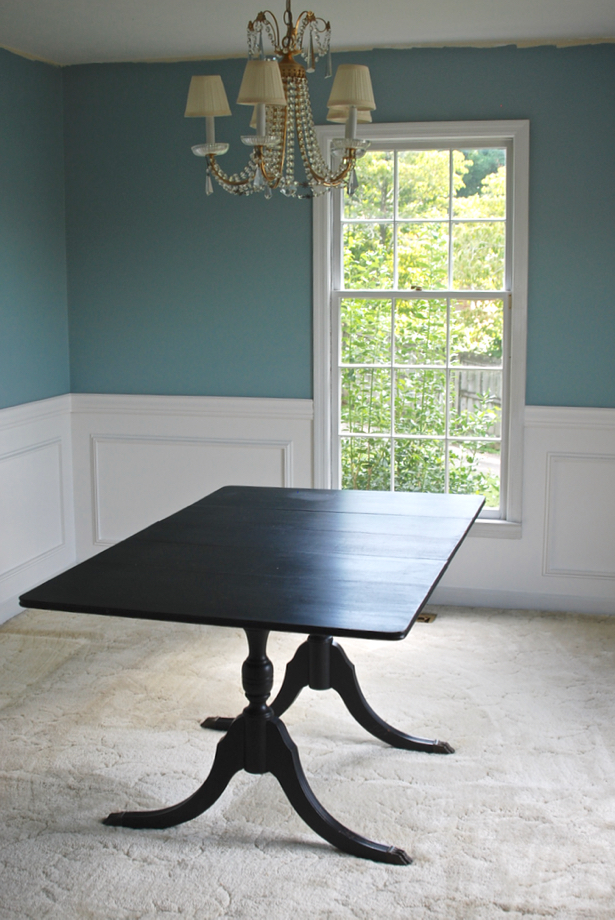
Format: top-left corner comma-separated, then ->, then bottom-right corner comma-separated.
313,121 -> 529,537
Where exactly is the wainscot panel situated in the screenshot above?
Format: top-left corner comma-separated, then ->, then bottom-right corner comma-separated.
435,406 -> 615,614
70,394 -> 313,559
0,395 -> 76,624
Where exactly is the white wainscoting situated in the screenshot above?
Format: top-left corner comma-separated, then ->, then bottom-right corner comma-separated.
4,395 -> 614,622
0,395 -> 75,624
433,406 -> 615,614
70,394 -> 313,559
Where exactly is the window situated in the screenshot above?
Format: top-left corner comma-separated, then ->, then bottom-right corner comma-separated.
313,122 -> 529,532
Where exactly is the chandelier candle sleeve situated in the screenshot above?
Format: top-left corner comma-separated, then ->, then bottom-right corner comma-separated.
327,107 -> 372,124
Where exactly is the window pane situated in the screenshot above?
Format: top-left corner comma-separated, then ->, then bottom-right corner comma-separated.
397,150 -> 450,219
395,298 -> 447,365
343,223 -> 393,289
449,369 -> 502,438
453,150 -> 506,219
394,439 -> 445,492
450,299 -> 503,365
341,299 -> 391,365
341,367 -> 391,433
397,223 -> 449,290
344,151 -> 394,219
452,221 -> 505,290
341,437 -> 391,491
395,370 -> 446,435
448,440 -> 500,509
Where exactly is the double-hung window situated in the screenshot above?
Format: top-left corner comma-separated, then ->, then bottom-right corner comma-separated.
313,121 -> 529,532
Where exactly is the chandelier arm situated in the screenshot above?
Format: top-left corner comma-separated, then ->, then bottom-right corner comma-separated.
257,10 -> 281,47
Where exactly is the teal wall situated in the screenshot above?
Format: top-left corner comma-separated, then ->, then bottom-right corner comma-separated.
63,44 -> 615,406
63,60 -> 312,399
0,49 -> 70,410
2,44 -> 614,408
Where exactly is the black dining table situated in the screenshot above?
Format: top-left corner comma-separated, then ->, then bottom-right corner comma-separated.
20,485 -> 483,864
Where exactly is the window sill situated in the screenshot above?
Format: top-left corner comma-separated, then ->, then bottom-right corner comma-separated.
469,519 -> 522,539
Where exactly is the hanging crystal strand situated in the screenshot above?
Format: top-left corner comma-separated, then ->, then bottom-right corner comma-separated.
301,79 -> 331,179
280,78 -> 296,195
258,28 -> 265,59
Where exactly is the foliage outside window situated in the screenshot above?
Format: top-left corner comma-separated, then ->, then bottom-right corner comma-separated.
337,146 -> 508,511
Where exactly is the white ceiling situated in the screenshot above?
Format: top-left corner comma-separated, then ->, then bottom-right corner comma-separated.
1,0 -> 614,66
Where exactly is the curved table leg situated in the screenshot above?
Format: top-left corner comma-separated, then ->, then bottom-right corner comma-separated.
103,715 -> 244,829
266,715 -> 411,865
329,640 -> 453,754
202,635 -> 453,754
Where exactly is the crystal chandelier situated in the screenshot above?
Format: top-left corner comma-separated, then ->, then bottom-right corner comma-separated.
184,1 -> 376,199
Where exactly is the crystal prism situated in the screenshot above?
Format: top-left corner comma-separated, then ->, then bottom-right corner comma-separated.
306,32 -> 315,73
205,170 -> 214,196
326,48 -> 333,79
347,168 -> 358,197
253,165 -> 266,189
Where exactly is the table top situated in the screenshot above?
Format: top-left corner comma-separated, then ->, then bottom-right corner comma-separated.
20,486 -> 484,640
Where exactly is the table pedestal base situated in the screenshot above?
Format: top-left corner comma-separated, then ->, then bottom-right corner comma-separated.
203,634 -> 453,755
104,629 -> 411,865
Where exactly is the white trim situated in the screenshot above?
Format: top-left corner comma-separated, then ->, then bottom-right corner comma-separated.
525,405 -> 615,430
313,187 -> 333,488
313,120 -> 529,531
0,393 -> 71,429
467,519 -> 522,539
70,393 -> 314,420
0,395 -> 76,624
3,394 -> 613,619
0,439 -> 66,580
429,586 -> 614,615
89,433 -> 294,546
543,451 -> 615,580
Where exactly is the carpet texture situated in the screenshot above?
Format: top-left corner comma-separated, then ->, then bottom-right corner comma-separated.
0,607 -> 613,919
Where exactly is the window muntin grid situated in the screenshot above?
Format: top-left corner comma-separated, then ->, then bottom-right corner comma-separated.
337,147 -> 507,511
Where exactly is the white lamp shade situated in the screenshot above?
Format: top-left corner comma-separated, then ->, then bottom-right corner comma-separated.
237,59 -> 287,107
185,76 -> 231,117
327,106 -> 372,124
327,64 -> 376,111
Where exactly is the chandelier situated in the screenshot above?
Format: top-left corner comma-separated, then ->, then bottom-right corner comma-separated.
184,1 -> 376,199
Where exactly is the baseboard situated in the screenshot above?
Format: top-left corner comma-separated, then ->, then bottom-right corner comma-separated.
0,595 -> 24,626
430,585 -> 615,615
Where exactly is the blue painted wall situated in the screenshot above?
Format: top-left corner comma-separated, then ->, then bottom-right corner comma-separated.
0,49 -> 70,410
3,44 -> 614,408
63,44 -> 615,406
63,60 -> 312,399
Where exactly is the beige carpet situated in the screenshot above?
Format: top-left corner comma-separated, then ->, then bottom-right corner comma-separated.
0,606 -> 613,920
